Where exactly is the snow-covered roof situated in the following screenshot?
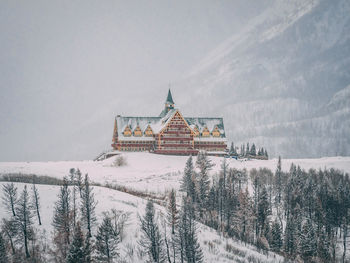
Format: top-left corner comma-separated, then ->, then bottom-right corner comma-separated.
115,109 -> 226,139
185,117 -> 225,135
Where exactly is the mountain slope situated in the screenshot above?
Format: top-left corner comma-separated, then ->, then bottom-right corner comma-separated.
176,0 -> 350,157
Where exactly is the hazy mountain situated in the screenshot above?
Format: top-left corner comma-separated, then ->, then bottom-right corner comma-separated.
175,0 -> 350,158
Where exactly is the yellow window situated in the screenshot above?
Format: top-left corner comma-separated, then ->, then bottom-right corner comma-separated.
212,126 -> 220,137
202,127 -> 210,137
123,126 -> 132,137
134,126 -> 142,137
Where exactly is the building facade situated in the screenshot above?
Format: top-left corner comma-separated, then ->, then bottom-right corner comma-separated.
111,90 -> 227,155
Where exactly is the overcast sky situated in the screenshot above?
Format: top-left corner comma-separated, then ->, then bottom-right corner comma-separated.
0,0 -> 272,161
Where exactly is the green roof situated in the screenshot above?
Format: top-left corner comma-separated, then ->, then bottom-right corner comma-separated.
166,89 -> 174,104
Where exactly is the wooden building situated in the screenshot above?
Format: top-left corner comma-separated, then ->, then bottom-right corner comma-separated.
111,90 -> 227,155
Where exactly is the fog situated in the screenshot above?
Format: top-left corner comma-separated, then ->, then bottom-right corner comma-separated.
1,0 -> 349,161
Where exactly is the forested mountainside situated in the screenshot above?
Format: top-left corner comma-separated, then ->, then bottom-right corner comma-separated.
176,0 -> 350,158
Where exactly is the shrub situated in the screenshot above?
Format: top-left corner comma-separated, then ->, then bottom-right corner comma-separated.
113,156 -> 127,167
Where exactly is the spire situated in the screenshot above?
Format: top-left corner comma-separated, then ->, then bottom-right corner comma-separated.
159,88 -> 175,117
166,88 -> 174,105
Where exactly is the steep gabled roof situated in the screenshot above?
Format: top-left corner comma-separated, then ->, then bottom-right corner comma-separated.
185,117 -> 225,136
166,89 -> 174,104
115,109 -> 226,140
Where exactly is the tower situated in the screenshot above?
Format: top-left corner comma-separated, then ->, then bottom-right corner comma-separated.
159,89 -> 175,117
165,89 -> 174,110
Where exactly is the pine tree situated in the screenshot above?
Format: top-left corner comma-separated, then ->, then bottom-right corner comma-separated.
96,214 -> 119,262
236,188 -> 255,243
300,219 -> 316,260
167,189 -> 178,235
180,156 -> 196,202
69,168 -> 78,227
0,232 -> 8,263
81,174 -> 97,238
67,222 -> 85,263
250,144 -> 256,156
2,182 -> 18,216
75,168 -> 83,198
15,185 -> 34,258
196,151 -> 213,216
317,226 -> 331,262
52,179 -> 71,261
139,200 -> 164,262
270,219 -> 282,252
284,215 -> 297,255
178,197 -> 203,263
275,156 -> 282,205
31,183 -> 42,225
84,234 -> 93,263
257,186 -> 270,236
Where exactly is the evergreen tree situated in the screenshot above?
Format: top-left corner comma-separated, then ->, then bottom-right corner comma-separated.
196,151 -> 213,216
96,214 -> 119,262
84,234 -> 93,263
167,189 -> 179,235
69,168 -> 78,227
275,156 -> 282,205
76,168 -> 84,198
230,142 -> 234,155
2,182 -> 17,216
264,149 -> 268,158
15,185 -> 34,258
230,142 -> 237,155
317,226 -> 331,262
0,232 -> 8,263
81,174 -> 97,238
284,215 -> 297,255
52,179 -> 71,261
180,156 -> 196,202
270,219 -> 282,252
31,183 -> 42,225
246,143 -> 250,156
250,144 -> 256,156
178,197 -> 203,263
236,188 -> 255,243
300,219 -> 316,260
139,200 -> 164,262
67,222 -> 85,263
257,186 -> 270,236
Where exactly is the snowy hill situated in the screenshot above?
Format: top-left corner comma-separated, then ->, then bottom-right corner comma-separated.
1,153 -> 350,262
1,152 -> 349,194
0,182 -> 284,263
175,0 -> 350,158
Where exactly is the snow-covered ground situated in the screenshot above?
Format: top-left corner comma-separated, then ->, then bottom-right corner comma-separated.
0,153 -> 349,194
0,182 -> 284,263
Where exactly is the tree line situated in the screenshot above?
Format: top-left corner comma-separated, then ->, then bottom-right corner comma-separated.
180,153 -> 350,263
229,142 -> 268,159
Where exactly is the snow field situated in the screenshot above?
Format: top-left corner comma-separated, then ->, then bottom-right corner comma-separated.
0,182 -> 284,263
0,153 -> 349,195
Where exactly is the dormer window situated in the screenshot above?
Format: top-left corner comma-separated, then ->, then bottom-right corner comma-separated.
123,126 -> 132,137
202,127 -> 210,137
134,125 -> 142,137
212,126 -> 221,137
144,125 -> 154,137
